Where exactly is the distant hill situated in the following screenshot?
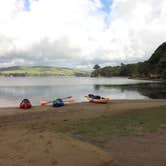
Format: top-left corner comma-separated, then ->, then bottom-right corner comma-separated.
148,42 -> 166,76
91,42 -> 166,79
149,42 -> 166,65
0,66 -> 90,77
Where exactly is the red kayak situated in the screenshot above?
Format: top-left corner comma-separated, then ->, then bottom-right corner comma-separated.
19,99 -> 32,109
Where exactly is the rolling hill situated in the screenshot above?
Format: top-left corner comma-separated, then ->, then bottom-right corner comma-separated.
0,66 -> 90,77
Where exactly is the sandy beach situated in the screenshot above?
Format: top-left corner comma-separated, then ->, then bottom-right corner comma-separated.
0,100 -> 166,166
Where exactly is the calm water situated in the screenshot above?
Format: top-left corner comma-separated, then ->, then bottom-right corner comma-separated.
0,76 -> 165,107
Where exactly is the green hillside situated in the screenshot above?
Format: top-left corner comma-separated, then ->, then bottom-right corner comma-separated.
0,66 -> 90,77
91,42 -> 166,79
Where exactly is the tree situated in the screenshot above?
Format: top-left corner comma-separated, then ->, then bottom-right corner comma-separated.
162,69 -> 166,79
120,63 -> 125,66
93,64 -> 100,70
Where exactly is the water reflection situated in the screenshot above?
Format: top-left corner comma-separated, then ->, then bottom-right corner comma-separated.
94,85 -> 101,90
0,77 -> 165,107
93,83 -> 166,99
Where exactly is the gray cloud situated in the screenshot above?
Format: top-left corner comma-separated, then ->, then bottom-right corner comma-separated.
0,0 -> 166,68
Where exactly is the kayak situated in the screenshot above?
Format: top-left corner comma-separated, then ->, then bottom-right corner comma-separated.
85,96 -> 110,104
20,99 -> 32,109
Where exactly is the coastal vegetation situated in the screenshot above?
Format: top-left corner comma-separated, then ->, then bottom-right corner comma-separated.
91,42 -> 166,79
0,66 -> 90,77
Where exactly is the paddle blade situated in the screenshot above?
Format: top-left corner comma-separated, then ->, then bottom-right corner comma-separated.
40,100 -> 48,106
62,96 -> 72,100
65,99 -> 75,103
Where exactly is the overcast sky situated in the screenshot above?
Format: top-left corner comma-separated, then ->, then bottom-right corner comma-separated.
0,0 -> 166,68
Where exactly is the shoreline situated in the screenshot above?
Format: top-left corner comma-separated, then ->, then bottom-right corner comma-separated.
0,99 -> 166,118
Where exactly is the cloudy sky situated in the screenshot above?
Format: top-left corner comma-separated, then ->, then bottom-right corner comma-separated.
0,0 -> 166,68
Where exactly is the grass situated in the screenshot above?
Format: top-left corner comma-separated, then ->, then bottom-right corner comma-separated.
49,106 -> 166,145
0,66 -> 90,76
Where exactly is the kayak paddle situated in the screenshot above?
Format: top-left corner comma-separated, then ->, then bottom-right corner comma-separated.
40,96 -> 73,106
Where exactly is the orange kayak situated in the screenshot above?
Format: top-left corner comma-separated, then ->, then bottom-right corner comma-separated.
85,96 -> 110,104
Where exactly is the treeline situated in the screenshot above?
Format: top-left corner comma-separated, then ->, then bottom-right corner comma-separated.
91,42 -> 166,79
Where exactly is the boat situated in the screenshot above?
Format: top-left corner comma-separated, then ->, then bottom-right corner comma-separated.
85,96 -> 109,104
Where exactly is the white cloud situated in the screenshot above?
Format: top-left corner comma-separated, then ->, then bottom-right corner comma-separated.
0,0 -> 166,68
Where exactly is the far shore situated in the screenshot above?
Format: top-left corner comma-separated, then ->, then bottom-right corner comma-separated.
0,74 -> 165,81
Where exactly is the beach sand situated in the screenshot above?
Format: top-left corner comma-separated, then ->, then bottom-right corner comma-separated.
0,100 -> 166,166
